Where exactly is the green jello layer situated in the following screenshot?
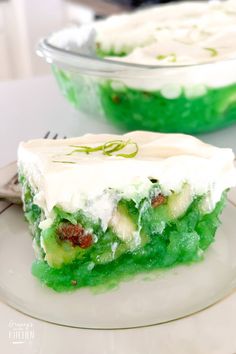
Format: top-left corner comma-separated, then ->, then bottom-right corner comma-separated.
99,82 -> 236,134
52,66 -> 236,134
20,174 -> 227,292
32,196 -> 225,292
30,197 -> 225,292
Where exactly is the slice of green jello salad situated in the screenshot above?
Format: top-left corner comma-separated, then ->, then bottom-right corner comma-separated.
18,131 -> 236,292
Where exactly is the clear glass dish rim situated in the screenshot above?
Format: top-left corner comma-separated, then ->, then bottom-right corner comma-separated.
37,37 -> 236,78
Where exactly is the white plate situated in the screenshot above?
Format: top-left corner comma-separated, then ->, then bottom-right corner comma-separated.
0,202 -> 236,329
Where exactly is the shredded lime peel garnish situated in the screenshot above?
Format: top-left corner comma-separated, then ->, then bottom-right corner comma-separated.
156,53 -> 177,62
52,160 -> 77,164
67,139 -> 139,158
204,47 -> 218,57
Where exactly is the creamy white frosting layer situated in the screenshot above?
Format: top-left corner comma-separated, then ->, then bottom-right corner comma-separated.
18,131 -> 236,229
48,1 -> 236,92
95,0 -> 236,66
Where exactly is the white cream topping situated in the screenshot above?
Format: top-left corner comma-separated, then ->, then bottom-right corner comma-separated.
95,0 -> 236,66
18,131 -> 236,230
95,0 -> 236,90
48,1 -> 236,92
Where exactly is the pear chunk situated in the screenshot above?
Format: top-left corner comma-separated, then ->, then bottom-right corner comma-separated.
168,184 -> 193,219
109,204 -> 136,242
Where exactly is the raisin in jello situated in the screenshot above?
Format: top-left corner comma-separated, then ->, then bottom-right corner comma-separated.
18,131 -> 236,291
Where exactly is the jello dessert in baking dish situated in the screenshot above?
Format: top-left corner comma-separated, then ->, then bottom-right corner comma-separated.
40,0 -> 236,133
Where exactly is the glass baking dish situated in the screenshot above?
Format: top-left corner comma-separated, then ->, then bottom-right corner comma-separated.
37,29 -> 236,134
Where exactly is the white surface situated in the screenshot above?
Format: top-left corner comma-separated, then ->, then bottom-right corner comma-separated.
0,0 -> 67,80
0,2 -> 13,80
0,0 -> 95,81
1,75 -> 236,352
0,76 -> 118,168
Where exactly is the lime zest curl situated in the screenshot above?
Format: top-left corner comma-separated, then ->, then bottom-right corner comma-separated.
52,160 -> 76,164
156,53 -> 177,62
67,139 -> 139,159
204,47 -> 218,57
